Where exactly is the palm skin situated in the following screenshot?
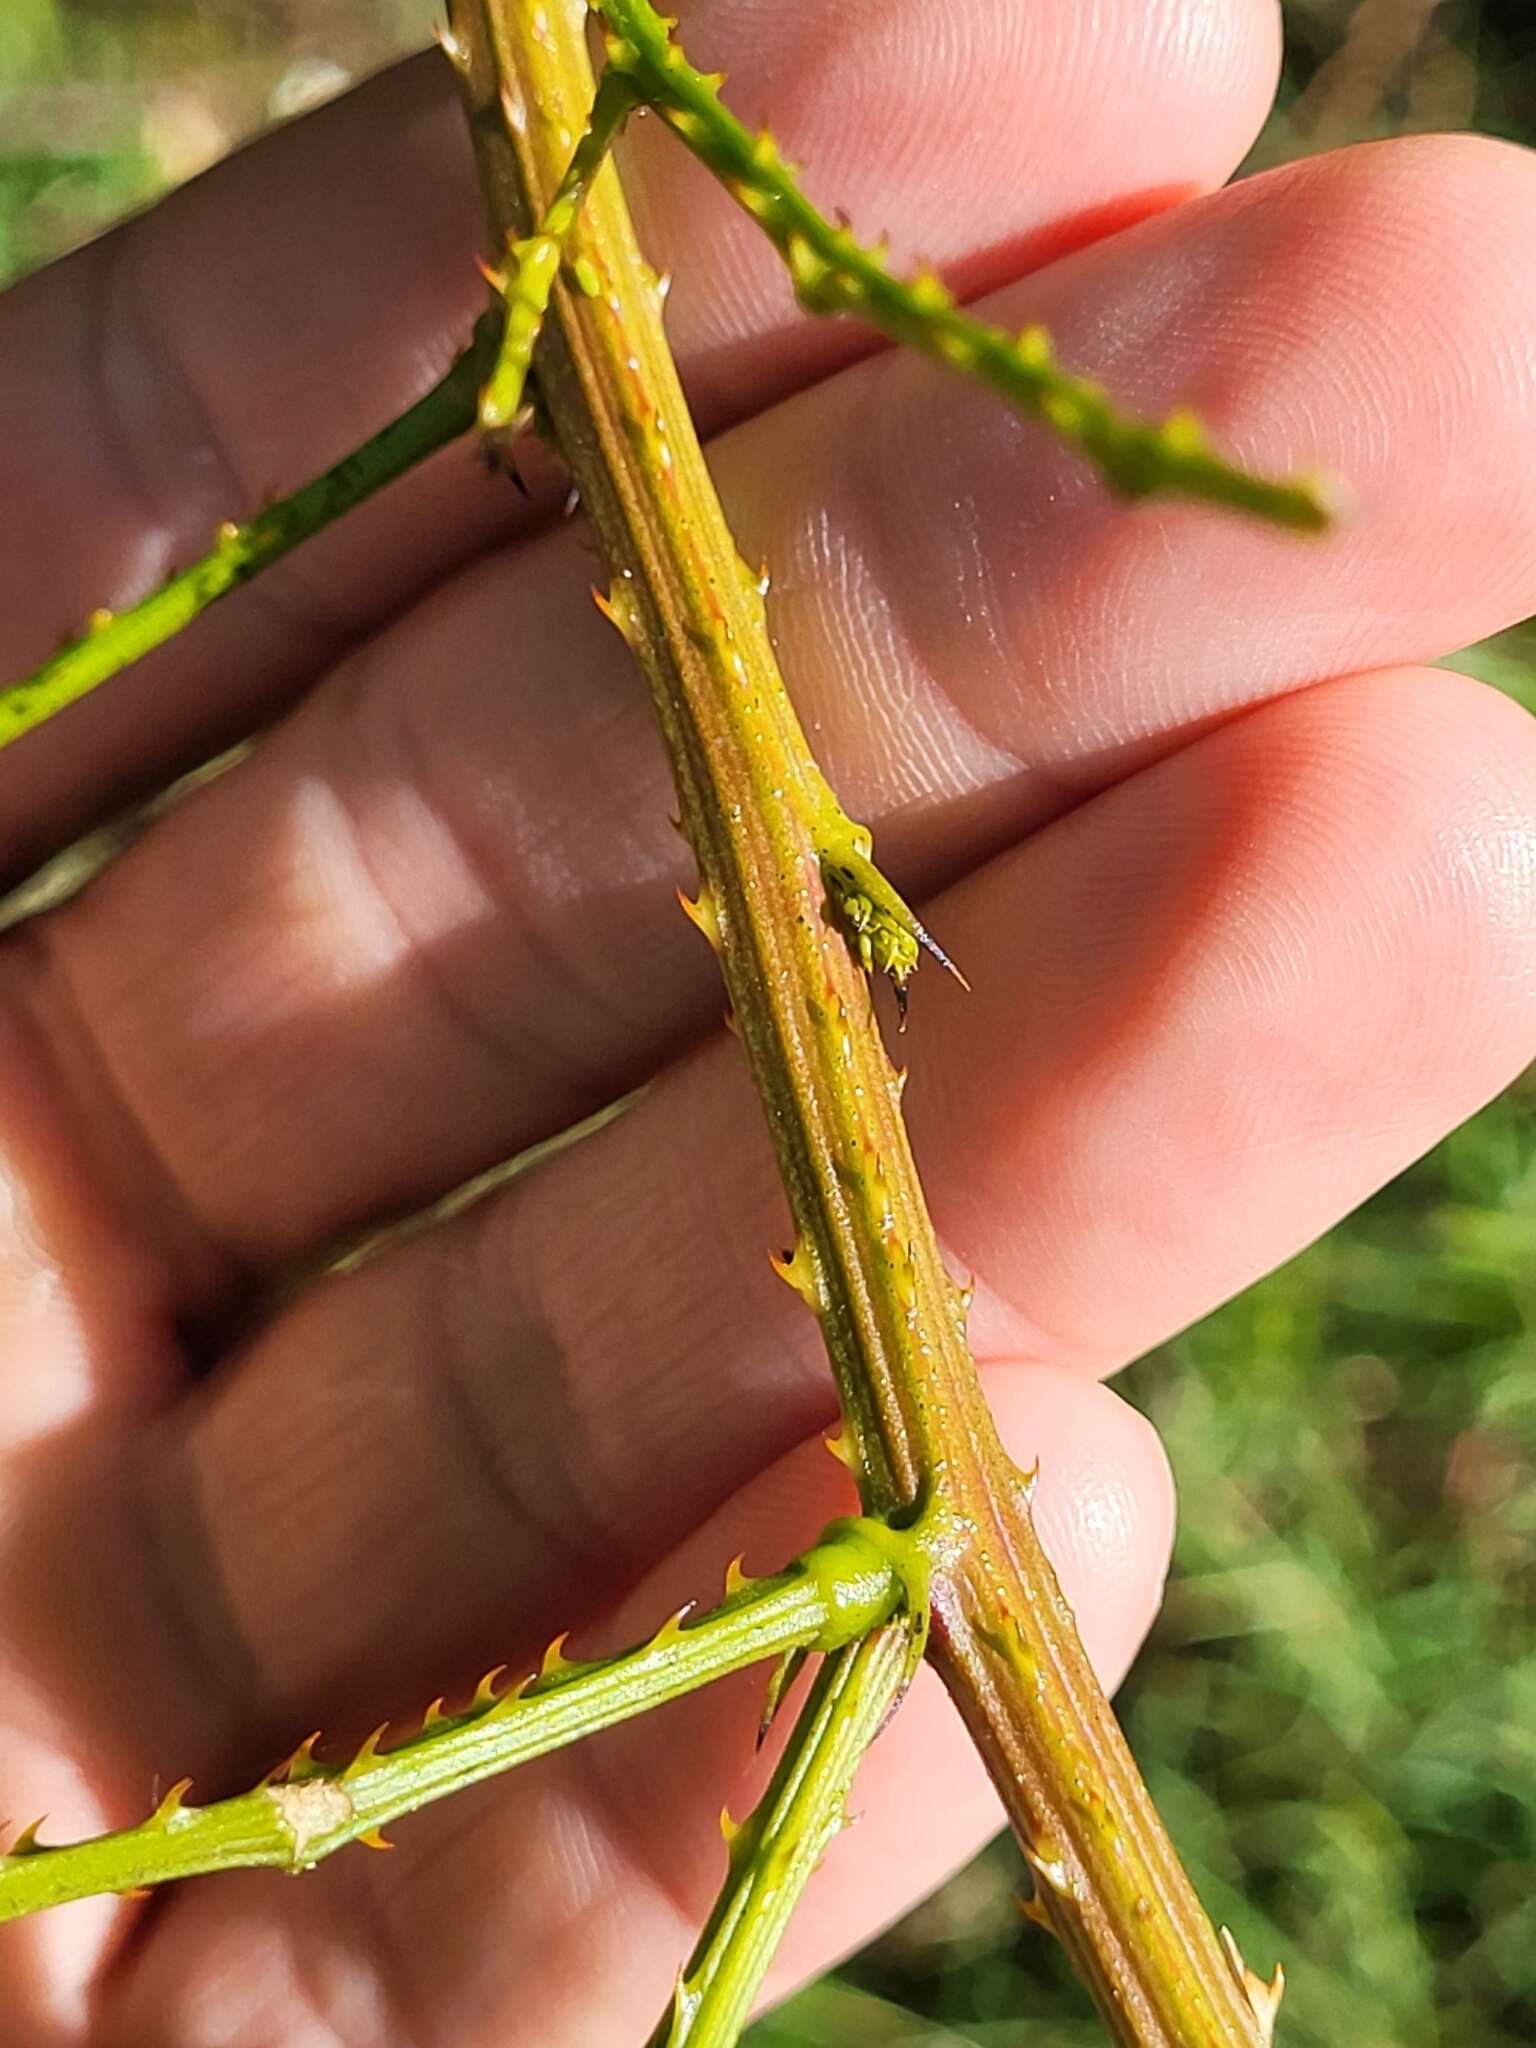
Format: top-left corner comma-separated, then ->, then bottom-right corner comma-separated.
0,2 -> 1533,2042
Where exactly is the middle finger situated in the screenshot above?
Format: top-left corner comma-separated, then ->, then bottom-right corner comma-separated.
19,131 -> 1536,1280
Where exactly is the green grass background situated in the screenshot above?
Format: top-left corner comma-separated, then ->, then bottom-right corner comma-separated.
2,4 -> 1533,2042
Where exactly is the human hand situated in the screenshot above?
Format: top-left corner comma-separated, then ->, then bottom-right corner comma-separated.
1,2 -> 1534,2040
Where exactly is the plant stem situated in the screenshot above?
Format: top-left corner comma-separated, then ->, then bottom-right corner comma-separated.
596,0 -> 1332,533
0,315 -> 501,754
446,5 -> 1280,2042
480,66 -> 640,432
0,1519 -> 910,1921
649,1619 -> 924,2047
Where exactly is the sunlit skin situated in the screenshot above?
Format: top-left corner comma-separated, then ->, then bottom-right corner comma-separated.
0,1 -> 1534,2041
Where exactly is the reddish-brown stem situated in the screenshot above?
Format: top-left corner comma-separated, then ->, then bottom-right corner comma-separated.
445,5 -> 1280,2041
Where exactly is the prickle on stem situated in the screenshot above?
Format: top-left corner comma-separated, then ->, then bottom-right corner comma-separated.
648,1604 -> 695,1653
757,1646 -> 809,1749
592,578 -> 643,648
767,1238 -> 823,1312
823,1428 -> 857,1471
1219,1928 -> 1286,2046
274,1731 -> 324,1785
472,1665 -> 509,1712
150,1778 -> 195,1827
540,1633 -> 576,1680
1017,1885 -> 1054,1933
676,882 -> 723,951
723,1554 -> 753,1598
432,20 -> 470,73
343,1726 -> 390,1781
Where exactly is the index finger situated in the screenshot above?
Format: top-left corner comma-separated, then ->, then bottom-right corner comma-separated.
0,0 -> 1281,876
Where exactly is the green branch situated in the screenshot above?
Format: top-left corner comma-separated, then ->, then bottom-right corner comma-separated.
649,1617 -> 925,2047
596,0 -> 1332,533
0,314 -> 501,755
479,66 -> 640,433
0,1518 -> 913,1922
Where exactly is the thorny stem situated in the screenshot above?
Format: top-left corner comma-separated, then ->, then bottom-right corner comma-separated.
0,1519 -> 913,1921
448,3 -> 1284,2042
480,66 -> 640,432
0,315 -> 501,754
597,0 -> 1333,534
648,1619 -> 926,2047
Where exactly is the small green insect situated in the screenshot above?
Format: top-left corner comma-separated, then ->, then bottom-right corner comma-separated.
821,847 -> 968,1029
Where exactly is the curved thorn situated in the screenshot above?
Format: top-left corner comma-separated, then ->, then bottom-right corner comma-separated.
281,1732 -> 324,1784
474,253 -> 508,297
1018,1888 -> 1055,1933
1219,1928 -> 1286,2046
675,883 -> 722,950
150,1778 -> 194,1826
823,1429 -> 856,1470
650,1603 -> 695,1652
6,1818 -> 47,1859
540,1633 -> 575,1680
724,1553 -> 753,1598
472,1665 -> 509,1713
433,21 -> 471,70
343,1725 -> 391,1781
758,1645 -> 809,1749
489,1672 -> 532,1717
767,1240 -> 821,1311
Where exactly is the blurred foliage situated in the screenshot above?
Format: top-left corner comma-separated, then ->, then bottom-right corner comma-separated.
0,3 -> 1532,2045
0,0 -> 437,284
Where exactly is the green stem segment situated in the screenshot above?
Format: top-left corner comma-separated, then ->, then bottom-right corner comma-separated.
0,315 -> 501,753
649,1618 -> 926,2047
596,0 -> 1332,533
449,4 -> 1282,2043
480,67 -> 640,432
0,1519 -> 911,1922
